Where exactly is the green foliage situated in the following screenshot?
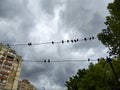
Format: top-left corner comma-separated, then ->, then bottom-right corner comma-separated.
98,0 -> 120,56
65,58 -> 120,90
65,1 -> 120,89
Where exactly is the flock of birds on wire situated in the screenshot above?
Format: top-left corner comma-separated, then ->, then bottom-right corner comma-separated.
0,36 -> 102,63
1,36 -> 97,47
23,58 -> 101,63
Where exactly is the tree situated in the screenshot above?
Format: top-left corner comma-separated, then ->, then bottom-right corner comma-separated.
65,1 -> 120,89
65,69 -> 86,90
98,0 -> 120,57
65,58 -> 120,90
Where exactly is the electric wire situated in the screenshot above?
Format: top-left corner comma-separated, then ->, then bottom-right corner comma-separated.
2,36 -> 97,47
23,58 -> 99,63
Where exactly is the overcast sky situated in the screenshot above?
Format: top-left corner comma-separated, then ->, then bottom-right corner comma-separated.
0,0 -> 113,90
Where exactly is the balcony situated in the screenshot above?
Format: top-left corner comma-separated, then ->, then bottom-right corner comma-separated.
2,66 -> 11,70
4,61 -> 12,66
0,57 -> 4,61
6,57 -> 13,61
0,83 -> 5,89
3,53 -> 6,56
0,71 -> 9,76
7,54 -> 14,59
0,61 -> 2,65
0,76 -> 7,80
9,49 -> 16,54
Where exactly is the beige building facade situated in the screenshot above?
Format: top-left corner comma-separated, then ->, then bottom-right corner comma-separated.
17,78 -> 37,90
0,44 -> 23,90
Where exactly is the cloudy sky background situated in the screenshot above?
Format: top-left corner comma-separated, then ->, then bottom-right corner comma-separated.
0,0 -> 113,89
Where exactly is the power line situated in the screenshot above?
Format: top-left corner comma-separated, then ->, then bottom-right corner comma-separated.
2,36 -> 97,47
23,58 -> 99,63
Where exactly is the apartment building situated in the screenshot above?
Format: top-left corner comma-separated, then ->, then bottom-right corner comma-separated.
17,78 -> 37,90
0,44 -> 23,90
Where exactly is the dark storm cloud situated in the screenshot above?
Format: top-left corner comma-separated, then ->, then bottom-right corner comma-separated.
0,0 -> 30,19
60,0 -> 106,36
19,46 -> 81,89
0,0 -> 112,89
0,0 -> 41,87
51,63 -> 77,86
78,13 -> 105,36
0,0 -> 35,39
21,63 -> 75,87
21,63 -> 53,81
0,0 -> 35,60
40,0 -> 56,15
59,0 -> 109,59
40,0 -> 64,15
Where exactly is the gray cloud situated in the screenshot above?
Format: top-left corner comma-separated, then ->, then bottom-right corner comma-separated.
59,0 -> 113,39
0,0 -> 113,90
0,0 -> 35,42
40,0 -> 64,15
